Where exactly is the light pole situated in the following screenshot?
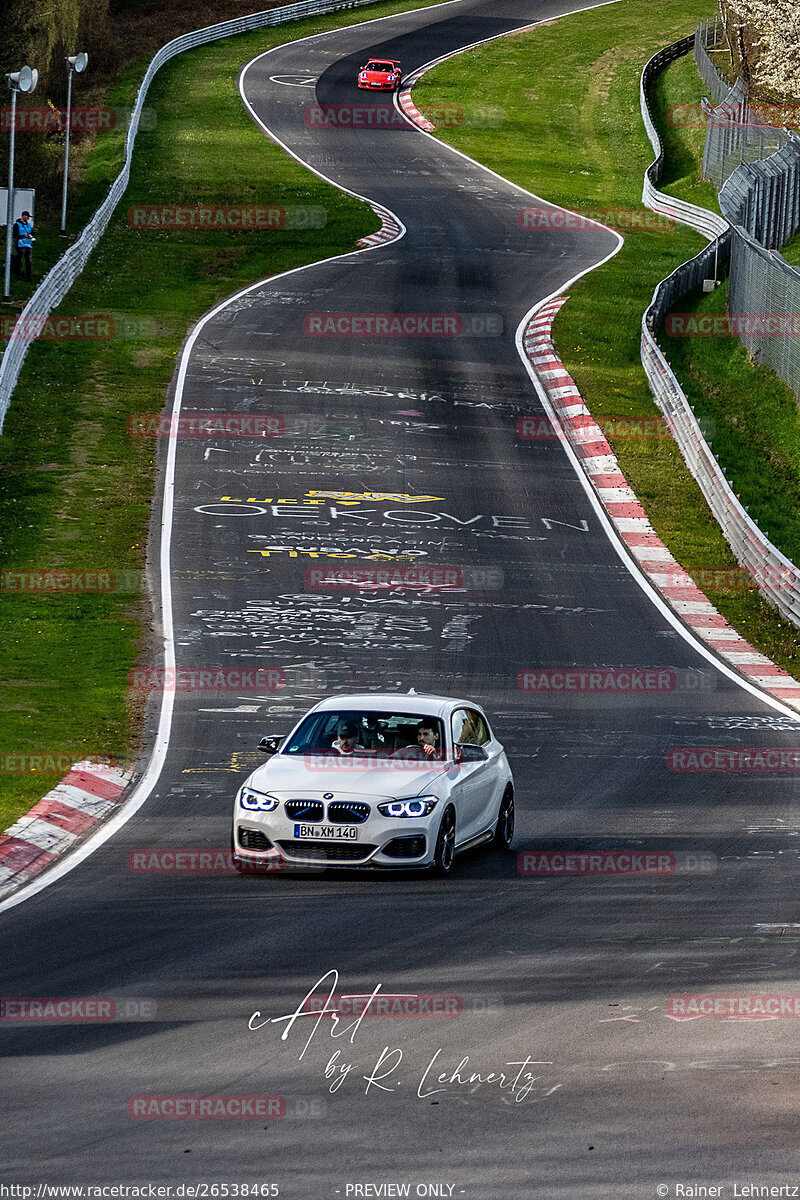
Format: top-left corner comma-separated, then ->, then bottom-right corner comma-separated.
3,65 -> 38,299
60,52 -> 88,234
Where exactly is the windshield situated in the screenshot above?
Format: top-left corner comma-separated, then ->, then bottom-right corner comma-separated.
366,63 -> 395,72
282,710 -> 445,760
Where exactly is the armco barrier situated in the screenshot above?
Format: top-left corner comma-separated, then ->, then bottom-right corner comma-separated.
639,37 -> 800,628
640,36 -> 729,242
0,0 -> 386,434
641,324 -> 800,625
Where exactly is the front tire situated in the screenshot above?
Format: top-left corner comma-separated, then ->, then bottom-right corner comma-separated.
494,786 -> 515,850
431,806 -> 456,876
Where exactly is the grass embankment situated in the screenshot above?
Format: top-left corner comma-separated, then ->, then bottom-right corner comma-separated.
778,232 -> 800,268
0,0 -> 453,829
413,0 -> 800,676
653,51 -> 800,586
661,281 -> 800,567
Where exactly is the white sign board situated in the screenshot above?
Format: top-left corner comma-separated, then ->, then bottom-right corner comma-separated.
0,189 -> 36,226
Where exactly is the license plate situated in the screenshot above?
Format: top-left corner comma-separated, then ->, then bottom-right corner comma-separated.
294,824 -> 358,841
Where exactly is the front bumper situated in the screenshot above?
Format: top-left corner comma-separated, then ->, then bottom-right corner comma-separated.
232,809 -> 436,870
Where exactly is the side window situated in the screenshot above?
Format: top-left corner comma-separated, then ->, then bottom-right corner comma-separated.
451,709 -> 470,747
452,708 -> 490,747
463,708 -> 490,746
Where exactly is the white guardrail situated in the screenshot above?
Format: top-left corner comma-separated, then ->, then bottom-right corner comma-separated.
639,39 -> 800,627
0,0 -> 384,433
640,37 -> 729,242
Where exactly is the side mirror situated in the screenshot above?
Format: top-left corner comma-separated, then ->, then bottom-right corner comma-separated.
455,742 -> 487,764
258,734 -> 286,755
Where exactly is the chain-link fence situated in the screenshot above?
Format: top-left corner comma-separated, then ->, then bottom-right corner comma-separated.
0,0 -> 388,434
704,80 -> 796,198
728,225 -> 800,384
694,17 -> 731,104
640,33 -> 800,629
693,18 -> 800,402
698,19 -> 800,249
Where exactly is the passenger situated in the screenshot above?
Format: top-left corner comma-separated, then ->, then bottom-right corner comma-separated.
331,720 -> 365,756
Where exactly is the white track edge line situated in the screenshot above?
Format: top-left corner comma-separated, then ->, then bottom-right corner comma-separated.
515,297 -> 800,721
0,0 -> 484,916
390,3 -> 800,717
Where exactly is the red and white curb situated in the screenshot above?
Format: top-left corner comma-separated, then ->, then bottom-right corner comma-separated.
397,83 -> 436,132
525,295 -> 800,711
356,201 -> 404,247
0,760 -> 133,898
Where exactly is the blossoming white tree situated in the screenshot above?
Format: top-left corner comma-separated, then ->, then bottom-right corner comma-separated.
719,0 -> 800,99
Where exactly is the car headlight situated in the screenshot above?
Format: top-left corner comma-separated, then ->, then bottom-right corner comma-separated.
360,73 -> 367,79
377,796 -> 439,818
239,787 -> 279,812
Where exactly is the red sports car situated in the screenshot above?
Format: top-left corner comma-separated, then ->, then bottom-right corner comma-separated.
357,59 -> 402,90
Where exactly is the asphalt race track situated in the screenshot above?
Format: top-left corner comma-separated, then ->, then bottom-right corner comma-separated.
3,1 -> 800,1195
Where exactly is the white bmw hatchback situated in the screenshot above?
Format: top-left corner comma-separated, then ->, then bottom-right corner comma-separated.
232,692 -> 514,875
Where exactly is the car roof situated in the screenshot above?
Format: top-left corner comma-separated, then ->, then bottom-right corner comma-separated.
311,693 -> 478,717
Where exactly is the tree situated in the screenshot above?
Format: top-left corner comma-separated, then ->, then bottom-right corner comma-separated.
719,0 -> 800,101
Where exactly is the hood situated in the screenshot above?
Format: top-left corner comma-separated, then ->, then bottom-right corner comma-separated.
244,753 -> 448,799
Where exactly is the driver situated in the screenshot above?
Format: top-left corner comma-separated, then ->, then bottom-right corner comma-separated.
393,720 -> 441,760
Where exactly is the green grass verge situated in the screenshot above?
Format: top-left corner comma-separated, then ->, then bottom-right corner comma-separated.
650,53 -> 719,211
662,278 -> 800,565
413,0 -> 800,676
0,0 -> 455,830
779,231 -> 800,268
